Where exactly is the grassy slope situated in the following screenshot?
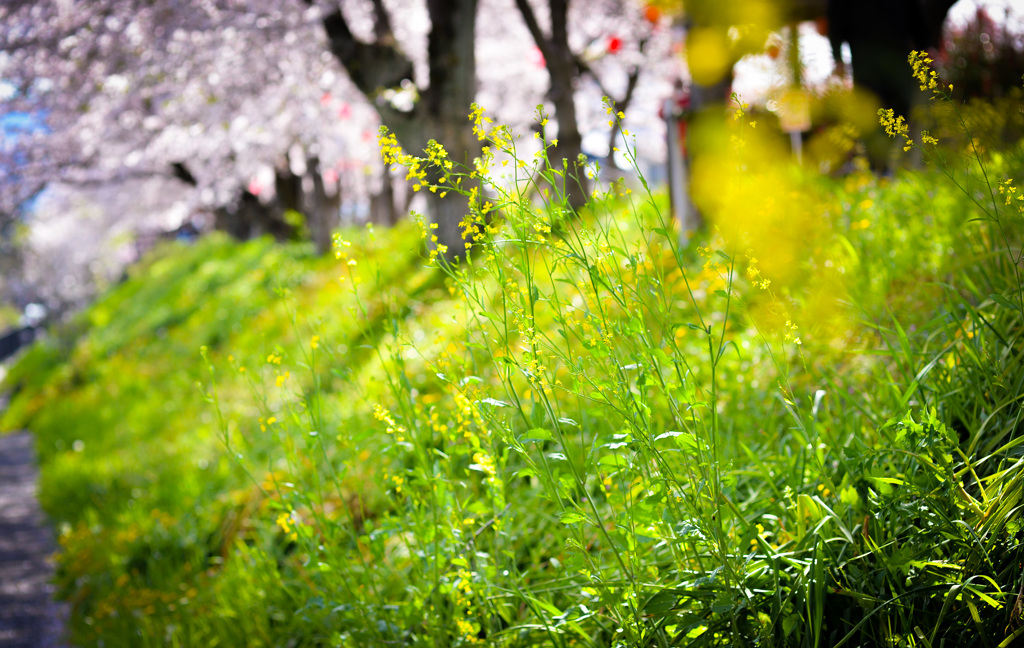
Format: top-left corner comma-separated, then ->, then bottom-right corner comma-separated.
1,225 -> 440,643
2,155 -> 1023,646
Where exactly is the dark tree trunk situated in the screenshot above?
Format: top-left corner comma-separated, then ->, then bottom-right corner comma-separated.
308,157 -> 341,257
213,191 -> 296,242
314,0 -> 480,261
826,0 -> 957,169
274,165 -> 303,214
514,0 -> 589,211
369,166 -> 399,227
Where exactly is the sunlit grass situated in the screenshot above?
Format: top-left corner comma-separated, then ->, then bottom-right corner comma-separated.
3,59 -> 1024,646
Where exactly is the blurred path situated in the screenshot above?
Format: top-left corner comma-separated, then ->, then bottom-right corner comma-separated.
0,427 -> 69,647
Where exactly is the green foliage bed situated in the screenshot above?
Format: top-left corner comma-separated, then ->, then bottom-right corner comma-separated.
4,82 -> 1024,647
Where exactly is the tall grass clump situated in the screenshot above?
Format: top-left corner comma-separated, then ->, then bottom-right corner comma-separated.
205,61 -> 1024,646
202,100 -> 826,646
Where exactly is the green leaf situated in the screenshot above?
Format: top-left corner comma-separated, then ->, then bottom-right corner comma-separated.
559,510 -> 589,525
598,454 -> 628,468
870,477 -> 905,486
840,486 -> 860,507
521,428 -> 553,442
642,589 -> 678,615
964,585 -> 1003,609
998,625 -> 1024,648
990,293 -> 1019,312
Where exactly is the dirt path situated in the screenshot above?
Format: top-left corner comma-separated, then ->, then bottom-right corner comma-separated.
0,430 -> 69,647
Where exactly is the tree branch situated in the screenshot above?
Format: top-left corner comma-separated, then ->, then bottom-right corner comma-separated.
313,2 -> 414,98
512,0 -> 553,63
369,0 -> 395,44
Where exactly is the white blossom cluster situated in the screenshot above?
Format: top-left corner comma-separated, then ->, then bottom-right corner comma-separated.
0,0 -> 672,313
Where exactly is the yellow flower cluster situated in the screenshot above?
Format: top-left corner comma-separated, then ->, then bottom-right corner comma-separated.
379,126 -> 430,192
750,522 -> 769,547
377,127 -> 404,167
373,404 -> 407,443
452,391 -> 489,446
470,103 -> 492,141
909,50 -> 941,94
999,179 -> 1024,223
878,108 -> 913,151
731,92 -> 750,122
783,319 -> 801,346
449,566 -> 483,643
471,451 -> 497,484
424,139 -> 452,198
275,511 -> 298,541
332,234 -> 354,263
999,179 -> 1024,207
745,254 -> 771,290
878,52 -> 945,152
604,99 -> 626,129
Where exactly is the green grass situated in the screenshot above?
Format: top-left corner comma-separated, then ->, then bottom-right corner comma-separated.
3,80 -> 1024,647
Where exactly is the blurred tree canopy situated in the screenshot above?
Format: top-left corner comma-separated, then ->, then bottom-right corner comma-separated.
1,1 -> 662,268
938,6 -> 1024,101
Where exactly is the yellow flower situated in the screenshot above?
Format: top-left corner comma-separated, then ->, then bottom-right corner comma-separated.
878,109 -> 908,139
908,50 -> 939,94
310,335 -> 319,350
276,511 -> 298,541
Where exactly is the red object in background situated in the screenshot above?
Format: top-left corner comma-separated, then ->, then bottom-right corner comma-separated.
659,84 -> 690,120
529,45 -> 546,68
607,35 -> 622,54
674,92 -> 689,156
766,42 -> 781,59
644,6 -> 661,24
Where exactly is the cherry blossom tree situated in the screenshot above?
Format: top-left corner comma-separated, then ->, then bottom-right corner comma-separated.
513,0 -> 667,209
307,0 -> 484,259
0,1 -> 383,249
1,0 -> 668,312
